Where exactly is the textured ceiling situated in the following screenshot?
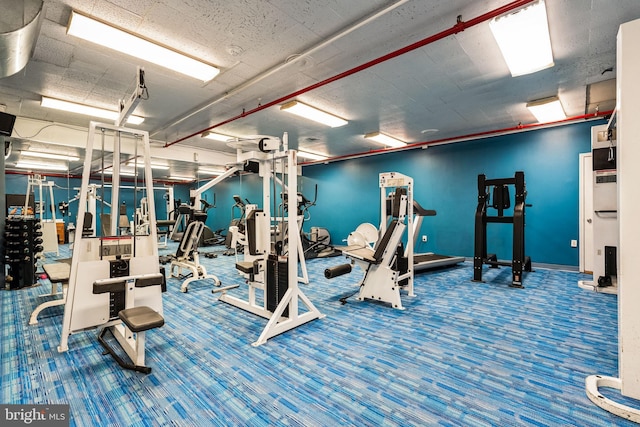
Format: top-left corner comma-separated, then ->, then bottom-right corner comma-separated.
2,0 -> 639,180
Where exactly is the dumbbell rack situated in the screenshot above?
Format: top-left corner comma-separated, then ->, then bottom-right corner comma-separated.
4,217 -> 44,289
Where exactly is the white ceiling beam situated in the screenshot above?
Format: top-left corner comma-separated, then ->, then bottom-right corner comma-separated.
10,116 -> 235,165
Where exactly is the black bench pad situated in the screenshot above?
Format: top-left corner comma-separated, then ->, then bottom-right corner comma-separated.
118,306 -> 164,332
236,261 -> 255,274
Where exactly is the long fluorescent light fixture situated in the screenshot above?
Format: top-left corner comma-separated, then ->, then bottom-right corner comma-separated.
297,151 -> 329,161
67,11 -> 219,82
168,175 -> 195,181
126,161 -> 170,170
526,96 -> 566,122
280,101 -> 348,128
489,0 -> 554,77
104,168 -> 137,177
41,97 -> 144,125
198,168 -> 226,175
21,150 -> 80,161
202,132 -> 233,142
364,132 -> 407,148
14,161 -> 68,171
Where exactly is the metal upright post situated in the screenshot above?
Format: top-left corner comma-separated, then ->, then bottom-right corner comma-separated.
473,174 -> 487,282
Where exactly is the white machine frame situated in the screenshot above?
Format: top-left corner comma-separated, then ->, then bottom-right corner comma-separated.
25,174 -> 59,256
216,135 -> 324,346
170,220 -> 221,292
585,18 -> 640,422
68,183 -> 113,240
192,150 -> 309,285
342,172 -> 415,309
58,121 -> 163,374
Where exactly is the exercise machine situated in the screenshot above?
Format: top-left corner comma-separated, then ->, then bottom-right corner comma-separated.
214,134 -> 324,346
58,120 -> 165,374
296,186 -> 340,260
135,197 -> 151,235
24,175 -> 59,256
411,200 -> 464,270
169,220 -> 221,292
329,172 -> 415,309
223,195 -> 250,255
227,177 -> 310,285
169,198 -> 221,246
169,203 -> 205,241
473,171 -> 532,288
67,183 -> 112,241
404,198 -> 465,271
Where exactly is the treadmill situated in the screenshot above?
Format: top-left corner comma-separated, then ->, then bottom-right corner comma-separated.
412,200 -> 465,271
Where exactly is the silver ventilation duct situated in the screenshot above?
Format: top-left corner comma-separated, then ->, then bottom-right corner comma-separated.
0,0 -> 43,78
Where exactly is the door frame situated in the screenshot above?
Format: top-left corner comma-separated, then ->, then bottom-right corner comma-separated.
579,152 -> 593,274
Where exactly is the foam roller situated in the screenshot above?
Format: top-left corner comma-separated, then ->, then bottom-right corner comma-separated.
324,263 -> 352,279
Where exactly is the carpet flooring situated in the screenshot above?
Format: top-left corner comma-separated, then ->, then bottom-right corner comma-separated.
1,242 -> 637,426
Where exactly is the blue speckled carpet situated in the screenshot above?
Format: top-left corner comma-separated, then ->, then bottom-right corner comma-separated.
1,243 -> 636,426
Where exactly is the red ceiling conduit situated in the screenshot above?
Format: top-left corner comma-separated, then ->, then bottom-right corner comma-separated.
6,113 -> 609,180
302,110 -> 613,165
165,0 -> 537,148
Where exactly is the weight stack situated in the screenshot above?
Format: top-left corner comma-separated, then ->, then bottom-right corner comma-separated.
4,217 -> 42,289
266,254 -> 289,317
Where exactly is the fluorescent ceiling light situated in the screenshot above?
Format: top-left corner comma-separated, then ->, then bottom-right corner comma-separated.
280,101 -> 348,128
526,96 -> 566,122
489,0 -> 554,77
364,132 -> 407,148
198,168 -> 226,175
126,161 -> 170,170
14,161 -> 68,171
21,150 -> 80,161
202,132 -> 233,142
41,97 -> 144,125
297,151 -> 329,161
104,168 -> 137,177
168,175 -> 195,181
67,11 -> 219,82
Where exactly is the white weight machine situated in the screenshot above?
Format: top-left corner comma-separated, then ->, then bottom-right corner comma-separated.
58,121 -> 164,374
214,134 -> 324,346
193,148 -> 309,284
68,183 -> 112,240
170,220 -> 221,292
334,172 -> 415,309
24,175 -> 59,256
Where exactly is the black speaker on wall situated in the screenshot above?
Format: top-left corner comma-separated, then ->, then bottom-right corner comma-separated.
0,112 -> 16,136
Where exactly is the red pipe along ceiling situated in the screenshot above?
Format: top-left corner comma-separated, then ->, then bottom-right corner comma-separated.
301,110 -> 613,165
164,0 -> 538,148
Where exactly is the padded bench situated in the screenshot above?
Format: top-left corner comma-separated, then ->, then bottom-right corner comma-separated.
118,306 -> 164,333
236,260 -> 261,282
93,274 -> 165,374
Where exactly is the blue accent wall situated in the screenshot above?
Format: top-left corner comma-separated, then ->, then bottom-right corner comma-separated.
4,174 -> 171,236
3,120 -> 601,266
301,120 -> 602,267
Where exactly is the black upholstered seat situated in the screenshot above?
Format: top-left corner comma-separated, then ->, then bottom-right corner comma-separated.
118,306 -> 164,332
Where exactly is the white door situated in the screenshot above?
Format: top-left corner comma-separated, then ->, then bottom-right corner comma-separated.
579,152 -> 594,273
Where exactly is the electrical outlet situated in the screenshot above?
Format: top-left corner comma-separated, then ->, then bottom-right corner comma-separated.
422,235 -> 427,243
570,239 -> 577,248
